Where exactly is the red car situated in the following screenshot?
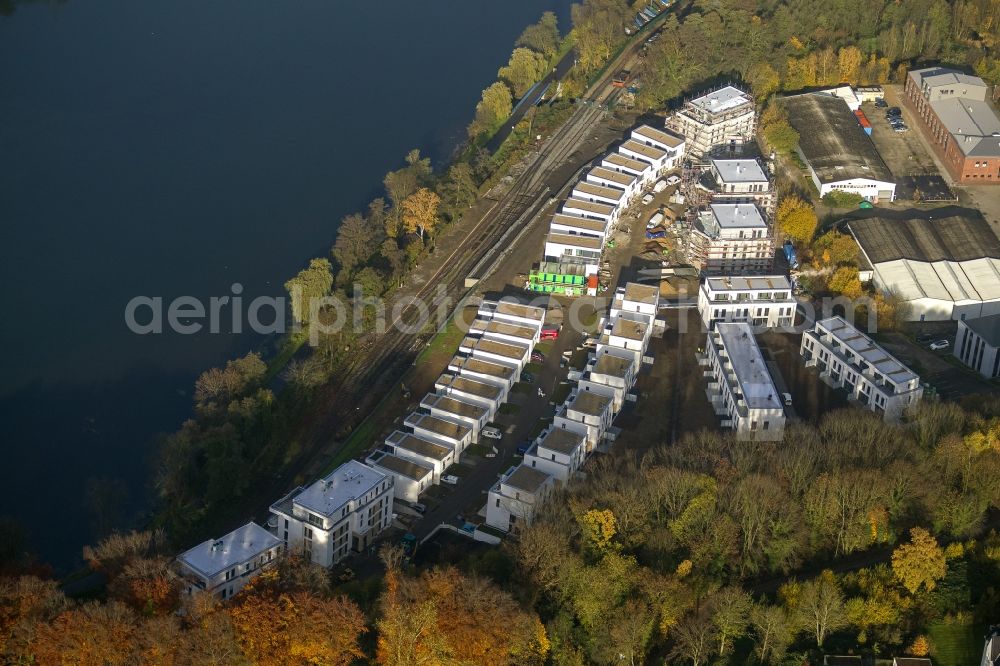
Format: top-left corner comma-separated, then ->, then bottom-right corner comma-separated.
540,328 -> 559,340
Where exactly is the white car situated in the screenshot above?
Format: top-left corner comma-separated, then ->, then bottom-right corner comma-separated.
929,339 -> 950,351
782,392 -> 793,406
665,175 -> 681,185
641,193 -> 654,205
442,475 -> 459,485
482,426 -> 502,440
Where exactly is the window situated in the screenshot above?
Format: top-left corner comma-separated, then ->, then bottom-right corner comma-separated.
307,513 -> 323,528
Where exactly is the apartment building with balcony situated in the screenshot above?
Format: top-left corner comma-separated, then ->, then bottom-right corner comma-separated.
689,203 -> 773,274
707,158 -> 774,213
801,316 -> 923,421
176,521 -> 282,600
697,275 -> 796,329
701,323 -> 785,440
269,460 -> 393,567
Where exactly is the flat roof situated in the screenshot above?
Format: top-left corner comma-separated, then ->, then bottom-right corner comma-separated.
405,412 -> 471,440
712,158 -> 768,183
711,203 -> 767,229
633,124 -> 685,148
930,97 -> 1000,157
574,181 -> 627,201
504,465 -> 551,493
620,139 -> 667,161
485,320 -> 536,340
603,152 -> 650,173
547,232 -> 604,250
688,86 -> 752,114
817,316 -> 919,383
451,355 -> 515,380
420,392 -> 489,419
589,166 -> 636,187
715,323 -> 781,410
784,93 -> 894,184
570,390 -> 612,416
965,313 -> 1000,347
177,522 -> 280,579
612,318 -> 648,340
910,66 -> 986,92
550,213 -> 608,233
538,428 -> 585,455
369,452 -> 432,481
386,430 -> 452,461
292,460 -> 387,518
593,353 -> 631,378
437,373 -> 502,400
624,282 -> 659,305
706,275 -> 792,291
493,300 -> 546,322
462,335 -> 528,360
848,213 -> 1000,264
562,197 -> 616,216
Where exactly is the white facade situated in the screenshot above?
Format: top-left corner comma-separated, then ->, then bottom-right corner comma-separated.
549,213 -> 609,240
572,181 -> 628,207
404,412 -> 473,456
270,460 -> 393,568
586,166 -> 640,200
955,314 -> 1000,379
459,335 -> 530,371
690,203 -> 773,274
448,355 -> 517,391
630,124 -> 686,172
709,158 -> 774,212
365,451 -> 433,504
522,427 -> 587,482
176,522 -> 282,601
701,323 -> 786,440
420,392 -> 490,439
698,275 -> 796,329
434,373 -> 505,410
817,177 -> 896,203
602,152 -> 656,188
485,464 -> 555,533
801,316 -> 923,421
666,86 -> 756,157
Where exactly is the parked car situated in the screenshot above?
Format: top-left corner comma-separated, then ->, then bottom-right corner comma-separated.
442,474 -> 459,485
887,106 -> 902,116
641,193 -> 654,205
666,174 -> 681,185
531,351 -> 545,362
516,442 -> 531,455
875,98 -> 888,107
521,372 -> 535,384
482,426 -> 502,440
653,180 -> 667,193
782,392 -> 793,406
894,125 -> 909,133
540,327 -> 559,340
412,502 -> 427,514
929,339 -> 950,350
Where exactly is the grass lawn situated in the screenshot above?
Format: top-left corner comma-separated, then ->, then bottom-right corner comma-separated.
263,328 -> 310,383
535,341 -> 554,355
444,464 -> 472,478
512,382 -> 533,394
414,317 -> 467,366
499,403 -> 522,416
928,623 -> 982,666
524,362 -> 543,374
551,382 -> 572,405
528,416 -> 553,439
464,443 -> 490,457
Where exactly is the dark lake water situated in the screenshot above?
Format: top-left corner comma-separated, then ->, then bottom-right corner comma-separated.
0,0 -> 573,570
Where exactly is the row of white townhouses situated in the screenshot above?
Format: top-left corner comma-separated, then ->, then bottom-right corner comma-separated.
541,125 -> 685,291
485,282 -> 660,533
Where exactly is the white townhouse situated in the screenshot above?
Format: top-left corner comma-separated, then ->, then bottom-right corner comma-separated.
630,124 -> 686,171
470,318 -> 540,349
602,152 -> 656,188
434,373 -> 505,412
522,427 -> 587,482
955,313 -> 1000,379
801,316 -> 923,421
709,158 -> 774,213
701,322 -> 786,441
572,181 -> 629,208
404,412 -> 473,456
697,275 -> 796,329
619,139 -> 672,174
420,393 -> 490,439
548,213 -> 610,241
586,166 -> 640,201
384,430 -> 455,481
459,335 -> 530,372
448,355 -> 517,392
544,232 -> 604,277
582,352 -> 635,412
690,203 -> 773,274
556,389 -> 614,451
176,522 -> 282,601
562,197 -> 618,224
480,298 -> 546,333
611,282 -> 659,320
270,460 -> 393,567
485,464 -> 555,533
365,451 -> 433,504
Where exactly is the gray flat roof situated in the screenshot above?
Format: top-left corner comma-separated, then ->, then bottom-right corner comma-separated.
539,428 -> 585,455
594,353 -> 631,378
574,181 -> 626,201
712,158 -> 768,183
632,124 -> 685,148
504,465 -> 551,493
964,313 -> 1000,347
550,213 -> 608,233
420,392 -> 489,419
485,320 -> 536,340
784,93 -> 894,184
462,335 -> 528,360
706,275 -> 792,291
563,198 -> 616,216
612,318 -> 648,340
624,282 -> 659,305
620,139 -> 667,161
848,213 -> 1000,263
817,316 -> 918,383
930,97 -> 1000,157
405,412 -> 471,440
910,67 -> 986,92
451,356 -> 515,379
589,166 -> 636,187
370,452 -> 433,481
493,300 -> 546,322
688,86 -> 752,114
603,152 -> 650,173
570,390 -> 612,416
547,232 -> 604,250
177,522 -> 280,579
292,460 -> 387,518
711,203 -> 767,229
715,323 -> 782,410
386,430 -> 452,461
437,373 -> 502,400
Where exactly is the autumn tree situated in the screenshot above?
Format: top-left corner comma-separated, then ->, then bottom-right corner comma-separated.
436,162 -> 479,224
711,587 -> 751,657
499,47 -> 548,98
793,570 -> 847,648
469,82 -> 513,138
30,601 -> 139,666
516,11 -> 560,59
775,195 -> 818,244
747,62 -> 781,100
827,266 -> 865,299
571,0 -> 632,73
669,607 -> 716,666
838,46 -> 863,84
284,258 -> 334,324
332,212 -> 380,278
892,527 -> 947,594
401,187 -> 441,242
750,603 -> 791,665
812,230 -> 859,266
0,576 -> 69,662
